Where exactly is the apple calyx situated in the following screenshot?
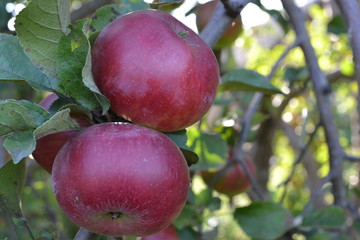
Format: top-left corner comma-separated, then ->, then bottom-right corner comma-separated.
110,212 -> 123,220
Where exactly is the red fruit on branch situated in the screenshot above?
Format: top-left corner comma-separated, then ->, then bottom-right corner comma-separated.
33,93 -> 91,173
201,157 -> 255,197
92,9 -> 219,132
52,123 -> 190,237
196,0 -> 243,49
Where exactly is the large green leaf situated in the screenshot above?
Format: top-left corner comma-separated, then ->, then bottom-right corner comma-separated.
302,206 -> 346,229
234,202 -> 293,240
33,108 -> 80,139
0,99 -> 50,136
15,0 -> 70,78
57,22 -> 107,111
0,34 -> 58,91
187,129 -> 227,170
219,69 -> 283,94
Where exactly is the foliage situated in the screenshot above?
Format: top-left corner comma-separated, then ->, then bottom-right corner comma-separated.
0,0 -> 359,239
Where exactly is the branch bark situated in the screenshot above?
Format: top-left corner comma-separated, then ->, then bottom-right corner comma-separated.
335,0 -> 360,123
73,228 -> 98,240
281,0 -> 345,206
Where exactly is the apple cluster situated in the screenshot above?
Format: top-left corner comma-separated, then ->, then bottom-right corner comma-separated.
33,9 -> 219,238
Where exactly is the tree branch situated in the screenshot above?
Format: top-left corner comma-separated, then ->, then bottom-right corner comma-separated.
74,228 -> 98,240
344,154 -> 360,162
199,0 -> 253,47
281,0 -> 346,207
278,121 -> 321,203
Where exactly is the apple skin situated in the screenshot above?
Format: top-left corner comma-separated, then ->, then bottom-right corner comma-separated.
52,122 -> 190,237
32,131 -> 79,173
200,157 -> 255,197
92,9 -> 219,132
141,225 -> 179,240
33,93 -> 91,173
196,0 -> 243,49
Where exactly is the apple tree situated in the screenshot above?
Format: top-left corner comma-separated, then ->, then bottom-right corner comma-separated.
1,0 -> 360,239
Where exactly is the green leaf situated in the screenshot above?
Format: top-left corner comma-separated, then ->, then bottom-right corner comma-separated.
266,10 -> 289,33
196,188 -> 212,206
234,202 -> 293,240
82,43 -> 110,115
187,129 -> 228,171
34,108 -> 80,139
308,232 -> 350,240
165,130 -> 199,166
302,206 -> 346,229
149,0 -> 184,11
165,129 -> 188,149
15,0 -> 70,78
0,160 -> 26,216
173,205 -> 199,229
0,99 -> 50,136
180,148 -> 199,166
3,131 -> 35,164
219,69 -> 283,94
0,160 -> 27,240
89,4 -> 132,33
57,22 -> 109,112
0,34 -> 58,91
284,67 -> 309,85
116,0 -> 149,11
327,15 -> 347,35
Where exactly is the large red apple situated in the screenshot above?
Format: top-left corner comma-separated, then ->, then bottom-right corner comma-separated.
92,9 -> 219,132
196,0 -> 243,49
141,225 -> 179,240
201,157 -> 255,197
32,93 -> 91,173
52,122 -> 190,237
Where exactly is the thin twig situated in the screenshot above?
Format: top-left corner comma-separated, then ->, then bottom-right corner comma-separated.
344,154 -> 360,162
73,228 -> 99,240
279,121 -> 321,203
281,0 -> 345,207
301,171 -> 335,217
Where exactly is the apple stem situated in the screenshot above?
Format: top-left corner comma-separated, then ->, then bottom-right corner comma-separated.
177,30 -> 189,39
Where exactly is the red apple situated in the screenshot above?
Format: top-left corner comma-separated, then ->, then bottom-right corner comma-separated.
196,0 -> 243,49
52,122 -> 190,237
200,157 -> 255,197
141,225 -> 179,240
32,131 -> 79,173
33,93 -> 91,173
92,9 -> 219,132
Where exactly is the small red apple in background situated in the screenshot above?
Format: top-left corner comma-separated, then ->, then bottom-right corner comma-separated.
92,9 -> 219,132
200,156 -> 255,197
32,131 -> 79,173
141,225 -> 179,240
52,122 -> 190,237
32,93 -> 91,173
196,0 -> 243,49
